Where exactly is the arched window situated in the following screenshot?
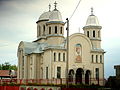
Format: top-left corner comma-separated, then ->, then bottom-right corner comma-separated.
100,55 -> 102,63
93,30 -> 95,37
54,53 -> 56,61
96,55 -> 98,63
22,56 -> 24,66
92,55 -> 94,63
95,68 -> 99,80
63,53 -> 65,61
43,25 -> 45,35
49,27 -> 51,34
98,31 -> 100,38
57,67 -> 61,78
60,27 -> 62,34
58,53 -> 61,61
39,26 -> 41,36
87,31 -> 89,37
46,67 -> 48,79
55,26 -> 57,34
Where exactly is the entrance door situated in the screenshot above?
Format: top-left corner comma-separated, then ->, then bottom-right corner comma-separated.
68,69 -> 74,83
85,70 -> 90,84
75,68 -> 83,84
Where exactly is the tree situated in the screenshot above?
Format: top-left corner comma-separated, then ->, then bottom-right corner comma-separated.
2,62 -> 10,70
0,62 -> 17,70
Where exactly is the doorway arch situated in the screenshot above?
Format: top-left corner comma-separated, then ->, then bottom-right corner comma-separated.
68,69 -> 74,83
85,70 -> 91,84
75,68 -> 83,84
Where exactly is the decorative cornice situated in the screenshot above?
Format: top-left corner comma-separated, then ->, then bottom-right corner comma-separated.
83,25 -> 102,30
36,19 -> 49,23
46,21 -> 64,25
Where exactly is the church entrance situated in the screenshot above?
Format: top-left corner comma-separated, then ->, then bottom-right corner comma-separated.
75,68 -> 83,84
68,69 -> 74,83
85,70 -> 91,84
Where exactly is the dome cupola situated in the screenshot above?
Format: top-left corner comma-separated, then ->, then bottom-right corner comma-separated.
38,11 -> 51,21
85,7 -> 100,26
83,8 -> 102,49
49,10 -> 63,22
47,1 -> 64,24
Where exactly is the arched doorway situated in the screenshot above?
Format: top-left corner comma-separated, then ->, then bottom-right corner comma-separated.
68,69 -> 74,83
85,70 -> 91,84
75,68 -> 83,84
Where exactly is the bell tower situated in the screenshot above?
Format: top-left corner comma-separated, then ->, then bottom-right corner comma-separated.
46,1 -> 65,45
83,8 -> 102,49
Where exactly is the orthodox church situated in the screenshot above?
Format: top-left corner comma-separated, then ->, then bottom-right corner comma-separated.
17,2 -> 105,85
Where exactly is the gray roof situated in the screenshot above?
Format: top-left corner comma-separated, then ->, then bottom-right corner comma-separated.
22,41 -> 66,55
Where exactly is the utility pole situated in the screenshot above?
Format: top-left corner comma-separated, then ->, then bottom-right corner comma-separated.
66,18 -> 69,88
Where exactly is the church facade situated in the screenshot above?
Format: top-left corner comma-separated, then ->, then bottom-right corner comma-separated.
17,3 -> 105,85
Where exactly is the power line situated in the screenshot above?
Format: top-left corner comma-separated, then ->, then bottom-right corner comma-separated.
69,0 -> 82,20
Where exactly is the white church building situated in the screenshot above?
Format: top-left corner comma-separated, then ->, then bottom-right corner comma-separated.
17,2 -> 105,85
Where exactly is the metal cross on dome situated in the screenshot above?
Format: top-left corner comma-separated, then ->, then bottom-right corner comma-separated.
49,4 -> 51,11
54,1 -> 57,10
91,7 -> 94,15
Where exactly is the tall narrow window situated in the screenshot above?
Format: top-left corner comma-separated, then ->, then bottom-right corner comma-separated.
39,26 -> 41,36
93,30 -> 95,37
98,31 -> 100,38
63,53 -> 65,62
54,53 -> 56,61
60,27 -> 62,34
55,26 -> 57,34
58,53 -> 61,61
30,68 -> 32,78
96,55 -> 98,63
43,25 -> 45,35
95,68 -> 99,80
87,31 -> 89,37
57,67 -> 61,78
92,55 -> 94,63
22,56 -> 24,66
46,67 -> 48,79
100,55 -> 102,63
49,27 -> 51,34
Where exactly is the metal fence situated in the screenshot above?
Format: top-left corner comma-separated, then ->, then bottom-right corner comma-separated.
0,78 -> 104,86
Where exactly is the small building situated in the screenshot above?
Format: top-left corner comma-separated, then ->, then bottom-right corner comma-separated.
114,65 -> 120,78
0,70 -> 17,79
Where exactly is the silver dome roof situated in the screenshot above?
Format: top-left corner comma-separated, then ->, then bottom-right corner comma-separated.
85,8 -> 100,26
49,9 -> 63,21
85,15 -> 100,26
38,11 -> 51,21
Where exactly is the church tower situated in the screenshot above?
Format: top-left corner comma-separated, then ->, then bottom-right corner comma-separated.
46,1 -> 65,45
83,8 -> 102,49
35,2 -> 65,45
36,4 -> 51,42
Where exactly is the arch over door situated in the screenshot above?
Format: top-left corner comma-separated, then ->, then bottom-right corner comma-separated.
85,70 -> 91,84
68,69 -> 74,83
75,68 -> 83,84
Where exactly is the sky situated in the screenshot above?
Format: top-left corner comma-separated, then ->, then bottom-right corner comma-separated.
0,0 -> 120,79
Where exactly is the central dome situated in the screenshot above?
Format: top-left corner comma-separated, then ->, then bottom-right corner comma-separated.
49,9 -> 63,21
85,15 -> 100,26
38,11 -> 51,21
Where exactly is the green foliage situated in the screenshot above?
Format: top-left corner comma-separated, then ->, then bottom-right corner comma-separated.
0,62 -> 17,70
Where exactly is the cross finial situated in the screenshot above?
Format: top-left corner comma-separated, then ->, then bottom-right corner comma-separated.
49,4 -> 51,11
54,1 -> 57,10
91,7 -> 94,15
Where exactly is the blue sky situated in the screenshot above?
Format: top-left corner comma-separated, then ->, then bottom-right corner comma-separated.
0,0 -> 120,78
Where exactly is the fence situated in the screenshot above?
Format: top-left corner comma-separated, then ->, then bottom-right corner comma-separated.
0,86 -> 19,90
0,78 -> 104,86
